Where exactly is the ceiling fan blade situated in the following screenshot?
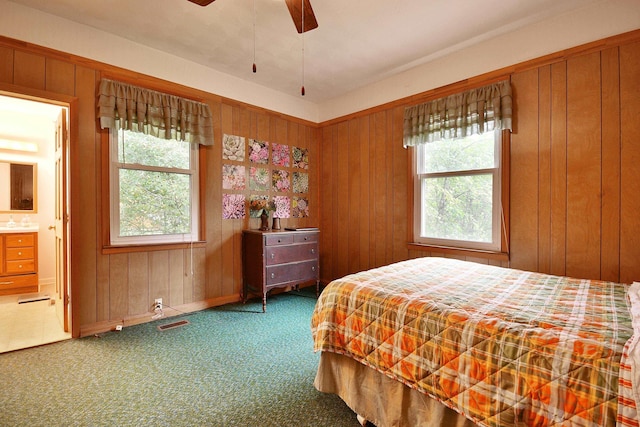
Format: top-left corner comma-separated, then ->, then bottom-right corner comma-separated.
285,0 -> 318,33
187,0 -> 215,6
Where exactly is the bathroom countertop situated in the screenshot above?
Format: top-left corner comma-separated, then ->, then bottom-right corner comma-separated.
0,224 -> 39,234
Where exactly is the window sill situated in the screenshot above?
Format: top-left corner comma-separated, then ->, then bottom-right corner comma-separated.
407,242 -> 509,262
102,241 -> 206,255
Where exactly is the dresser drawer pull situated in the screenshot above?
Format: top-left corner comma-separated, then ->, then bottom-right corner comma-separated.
277,239 -> 282,243
311,249 -> 315,254
270,273 -> 275,279
18,239 -> 22,243
18,265 -> 23,269
304,236 -> 308,241
312,266 -> 316,271
0,281 -> 13,285
271,253 -> 275,259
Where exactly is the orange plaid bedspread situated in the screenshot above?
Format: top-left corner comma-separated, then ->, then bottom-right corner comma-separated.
311,258 -> 637,427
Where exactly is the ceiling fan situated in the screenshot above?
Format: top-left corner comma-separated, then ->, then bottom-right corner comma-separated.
187,0 -> 318,33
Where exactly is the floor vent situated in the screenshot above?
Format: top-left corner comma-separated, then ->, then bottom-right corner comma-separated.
18,294 -> 51,304
157,319 -> 189,331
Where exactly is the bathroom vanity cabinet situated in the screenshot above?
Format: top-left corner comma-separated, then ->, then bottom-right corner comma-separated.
0,232 -> 38,296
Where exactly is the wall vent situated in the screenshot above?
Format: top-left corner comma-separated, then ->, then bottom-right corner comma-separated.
157,319 -> 189,331
18,294 -> 51,304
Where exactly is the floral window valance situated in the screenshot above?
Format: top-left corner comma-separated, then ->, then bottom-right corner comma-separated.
403,80 -> 512,147
97,79 -> 214,146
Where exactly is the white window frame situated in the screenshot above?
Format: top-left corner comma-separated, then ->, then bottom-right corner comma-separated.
109,127 -> 200,246
413,130 -> 502,252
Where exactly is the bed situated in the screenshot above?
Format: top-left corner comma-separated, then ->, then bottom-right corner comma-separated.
311,257 -> 640,427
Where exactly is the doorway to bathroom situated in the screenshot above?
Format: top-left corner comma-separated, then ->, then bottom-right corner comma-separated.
0,93 -> 71,352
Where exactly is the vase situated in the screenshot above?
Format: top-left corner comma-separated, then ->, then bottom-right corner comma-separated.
259,210 -> 269,231
272,217 -> 281,230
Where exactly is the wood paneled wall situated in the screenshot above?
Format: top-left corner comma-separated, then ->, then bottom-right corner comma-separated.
319,36 -> 640,286
319,110 -> 409,283
1,30 -> 639,336
510,42 -> 640,284
0,37 -> 319,336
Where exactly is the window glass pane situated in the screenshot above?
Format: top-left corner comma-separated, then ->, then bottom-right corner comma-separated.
119,169 -> 191,236
422,133 -> 495,174
421,174 -> 493,243
118,130 -> 190,169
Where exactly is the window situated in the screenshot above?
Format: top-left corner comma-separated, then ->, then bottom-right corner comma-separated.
413,131 -> 502,251
109,127 -> 199,245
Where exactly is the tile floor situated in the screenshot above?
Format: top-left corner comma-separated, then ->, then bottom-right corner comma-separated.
0,286 -> 71,353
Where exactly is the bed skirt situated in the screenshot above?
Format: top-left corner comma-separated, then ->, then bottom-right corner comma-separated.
314,351 -> 477,427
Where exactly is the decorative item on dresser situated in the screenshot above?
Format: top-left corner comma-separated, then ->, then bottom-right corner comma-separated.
259,211 -> 269,231
242,229 -> 319,312
272,217 -> 281,230
250,198 -> 275,232
0,232 -> 38,296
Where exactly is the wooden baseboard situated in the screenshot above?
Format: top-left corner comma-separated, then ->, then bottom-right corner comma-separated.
79,294 -> 242,337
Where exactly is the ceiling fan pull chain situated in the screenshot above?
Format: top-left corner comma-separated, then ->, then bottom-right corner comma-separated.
301,0 -> 305,96
252,0 -> 257,73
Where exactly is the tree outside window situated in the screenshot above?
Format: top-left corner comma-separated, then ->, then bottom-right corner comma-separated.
110,129 -> 199,245
414,131 -> 501,251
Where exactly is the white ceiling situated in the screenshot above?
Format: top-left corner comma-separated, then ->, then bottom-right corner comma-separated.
5,0 -> 601,104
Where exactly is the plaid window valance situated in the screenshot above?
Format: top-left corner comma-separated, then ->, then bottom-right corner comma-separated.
403,80 -> 512,147
97,79 -> 213,146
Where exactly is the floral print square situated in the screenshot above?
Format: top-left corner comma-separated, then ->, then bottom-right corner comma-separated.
292,172 -> 308,193
292,146 -> 309,169
292,197 -> 309,218
222,194 -> 245,219
274,196 -> 291,218
222,165 -> 245,190
249,167 -> 270,191
272,169 -> 291,192
248,139 -> 269,164
222,134 -> 245,161
272,143 -> 290,167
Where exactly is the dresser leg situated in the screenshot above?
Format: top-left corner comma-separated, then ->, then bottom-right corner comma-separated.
262,294 -> 267,313
316,280 -> 320,297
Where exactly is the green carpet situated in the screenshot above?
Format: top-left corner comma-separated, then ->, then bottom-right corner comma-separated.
0,290 -> 361,426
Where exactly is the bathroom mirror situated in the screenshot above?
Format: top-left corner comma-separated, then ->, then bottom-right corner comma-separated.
0,161 -> 37,213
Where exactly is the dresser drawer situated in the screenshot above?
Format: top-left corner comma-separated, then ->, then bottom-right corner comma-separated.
294,232 -> 318,243
0,273 -> 37,288
265,243 -> 318,265
6,234 -> 35,248
265,260 -> 318,286
0,273 -> 38,295
6,247 -> 35,261
265,234 -> 294,246
6,259 -> 35,274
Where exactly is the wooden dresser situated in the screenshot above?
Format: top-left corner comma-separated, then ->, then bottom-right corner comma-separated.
0,232 -> 38,296
242,229 -> 319,312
